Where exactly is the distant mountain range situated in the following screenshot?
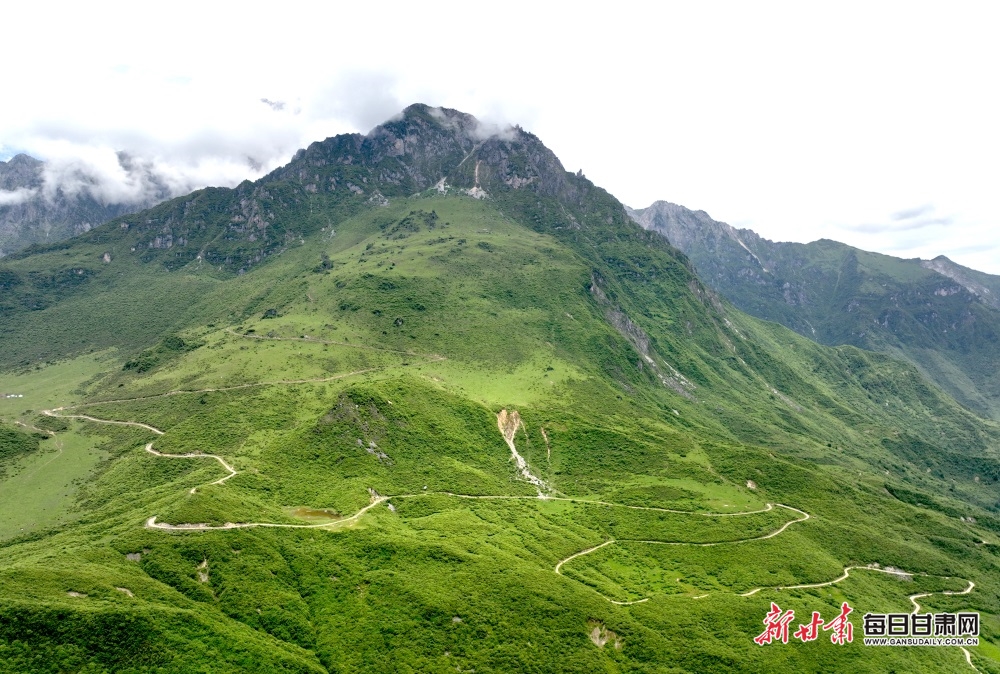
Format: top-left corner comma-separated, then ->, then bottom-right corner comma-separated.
629,200 -> 1000,419
0,153 -> 170,257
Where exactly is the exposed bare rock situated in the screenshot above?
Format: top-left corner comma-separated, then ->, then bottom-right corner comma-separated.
0,153 -> 170,256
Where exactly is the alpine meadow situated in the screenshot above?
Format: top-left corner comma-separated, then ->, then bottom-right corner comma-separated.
1,105 -> 999,673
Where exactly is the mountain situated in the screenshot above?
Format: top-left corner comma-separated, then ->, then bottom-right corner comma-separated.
2,106 -> 999,673
922,255 -> 1000,310
0,153 -> 170,257
629,200 -> 1000,420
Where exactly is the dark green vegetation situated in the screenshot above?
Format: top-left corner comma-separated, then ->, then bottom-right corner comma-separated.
630,201 -> 1000,421
123,336 -> 201,374
0,424 -> 41,477
2,106 -> 1000,672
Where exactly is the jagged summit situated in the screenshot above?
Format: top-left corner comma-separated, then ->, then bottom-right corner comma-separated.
0,105 -> 543,258
6,105 -> 639,273
0,154 -> 45,191
629,200 -> 772,273
268,103 -> 577,202
920,254 -> 1000,310
45,104 -> 636,275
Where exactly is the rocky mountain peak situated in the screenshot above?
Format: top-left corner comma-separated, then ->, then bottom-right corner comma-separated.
268,104 -> 585,209
921,255 -> 1000,310
628,200 -> 770,271
0,154 -> 44,191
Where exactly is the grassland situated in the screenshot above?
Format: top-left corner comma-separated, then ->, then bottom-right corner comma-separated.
2,191 -> 1000,673
0,428 -> 105,540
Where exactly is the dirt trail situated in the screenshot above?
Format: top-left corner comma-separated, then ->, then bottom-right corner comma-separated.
419,492 -> 774,516
555,540 -> 615,574
558,528 -> 981,644
777,564 -> 914,591
546,497 -> 775,518
628,504 -> 808,547
143,442 -> 237,492
555,504 -> 808,580
45,409 -> 164,435
778,566 -> 979,672
149,490 -> 773,532
909,579 -> 975,614
963,647 -> 982,673
147,493 -> 388,531
43,410 -> 238,495
13,420 -> 56,437
609,597 -> 649,606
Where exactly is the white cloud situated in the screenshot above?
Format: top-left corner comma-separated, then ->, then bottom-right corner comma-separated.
0,188 -> 37,206
0,1 -> 997,271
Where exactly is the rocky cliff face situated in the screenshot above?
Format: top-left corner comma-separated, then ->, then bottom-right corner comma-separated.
628,200 -> 1000,419
0,154 -> 167,256
921,255 -> 1000,310
265,104 -> 586,205
628,200 -> 772,272
60,103 -> 635,275
2,104 -> 625,269
0,154 -> 44,191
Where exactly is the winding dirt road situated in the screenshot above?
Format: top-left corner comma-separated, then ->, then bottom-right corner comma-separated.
44,409 -> 163,435
554,504 -> 809,579
42,410 -> 239,496
32,350 -> 981,671
909,578 -> 976,614
145,496 -> 388,531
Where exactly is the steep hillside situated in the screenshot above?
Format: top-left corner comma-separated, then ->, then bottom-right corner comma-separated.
2,108 -> 999,673
630,201 -> 1000,420
923,255 -> 1000,310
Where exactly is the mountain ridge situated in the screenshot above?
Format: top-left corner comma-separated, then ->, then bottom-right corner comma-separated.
4,104 -> 626,276
630,199 -> 1000,420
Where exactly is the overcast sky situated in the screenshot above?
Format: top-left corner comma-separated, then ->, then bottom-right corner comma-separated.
3,2 -> 999,272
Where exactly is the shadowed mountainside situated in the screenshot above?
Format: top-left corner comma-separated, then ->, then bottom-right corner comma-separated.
630,200 -> 1000,420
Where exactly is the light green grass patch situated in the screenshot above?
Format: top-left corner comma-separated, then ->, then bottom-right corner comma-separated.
92,330 -> 407,404
0,428 -> 105,539
415,352 -> 584,408
0,351 -> 117,417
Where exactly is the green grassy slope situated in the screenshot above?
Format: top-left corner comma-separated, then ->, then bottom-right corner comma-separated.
2,109 -> 1000,672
